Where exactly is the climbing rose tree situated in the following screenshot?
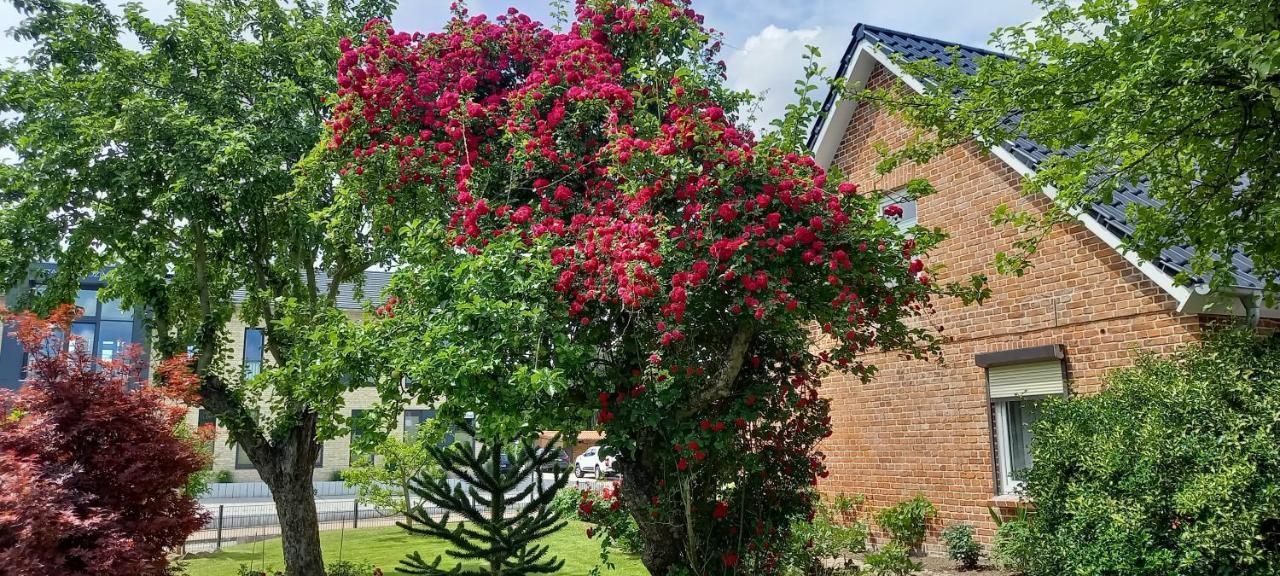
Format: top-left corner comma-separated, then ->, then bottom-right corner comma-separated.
0,306 -> 210,575
327,1 -> 985,573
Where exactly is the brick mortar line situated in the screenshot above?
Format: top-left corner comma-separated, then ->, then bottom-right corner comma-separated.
923,307 -> 1189,349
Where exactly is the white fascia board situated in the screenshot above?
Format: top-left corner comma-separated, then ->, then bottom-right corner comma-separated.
812,41 -> 892,169
811,40 -> 1195,309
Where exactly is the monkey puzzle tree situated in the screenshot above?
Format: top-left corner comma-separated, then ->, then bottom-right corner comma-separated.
398,422 -> 571,576
0,1 -> 397,574
326,1 -> 985,573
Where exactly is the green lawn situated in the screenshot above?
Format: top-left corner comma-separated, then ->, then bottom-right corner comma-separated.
180,520 -> 647,576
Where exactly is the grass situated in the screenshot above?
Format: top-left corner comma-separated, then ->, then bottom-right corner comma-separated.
179,520 -> 647,576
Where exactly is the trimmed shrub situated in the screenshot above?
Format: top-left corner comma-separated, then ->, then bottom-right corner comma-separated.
1023,329 -> 1280,575
941,523 -> 982,570
863,542 -> 921,576
875,496 -> 936,552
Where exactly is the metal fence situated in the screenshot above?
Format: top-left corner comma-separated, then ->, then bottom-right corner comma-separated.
184,476 -> 608,553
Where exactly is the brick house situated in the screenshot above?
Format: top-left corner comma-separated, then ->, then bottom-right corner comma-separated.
808,25 -> 1279,549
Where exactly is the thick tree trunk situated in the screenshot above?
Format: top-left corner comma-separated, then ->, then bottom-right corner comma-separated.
266,470 -> 325,576
617,448 -> 686,574
245,415 -> 326,576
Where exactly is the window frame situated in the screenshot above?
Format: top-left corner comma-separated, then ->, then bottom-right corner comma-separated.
982,352 -> 1068,496
242,327 -> 265,381
879,192 -> 918,232
235,442 -> 323,470
992,396 -> 1047,495
350,409 -> 369,466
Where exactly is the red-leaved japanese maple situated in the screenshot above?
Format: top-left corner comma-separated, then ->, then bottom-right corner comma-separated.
0,305 -> 210,575
328,1 -> 983,573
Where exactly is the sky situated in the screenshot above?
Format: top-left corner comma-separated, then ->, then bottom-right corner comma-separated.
0,0 -> 1044,131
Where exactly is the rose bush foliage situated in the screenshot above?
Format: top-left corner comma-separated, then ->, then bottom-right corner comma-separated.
325,0 -> 983,572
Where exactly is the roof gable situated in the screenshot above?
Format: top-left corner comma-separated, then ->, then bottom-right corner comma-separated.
808,24 -> 1262,310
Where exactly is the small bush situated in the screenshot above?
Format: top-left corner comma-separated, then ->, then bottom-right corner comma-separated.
781,493 -> 868,576
1023,329 -> 1280,575
215,470 -> 234,483
990,517 -> 1035,573
941,523 -> 982,570
863,542 -> 921,576
874,495 -> 936,551
326,560 -> 380,576
567,482 -> 644,556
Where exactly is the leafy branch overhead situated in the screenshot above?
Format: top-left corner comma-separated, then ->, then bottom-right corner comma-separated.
859,0 -> 1280,302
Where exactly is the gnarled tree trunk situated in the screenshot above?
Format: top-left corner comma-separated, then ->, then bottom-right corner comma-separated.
617,444 -> 687,574
242,413 -> 326,576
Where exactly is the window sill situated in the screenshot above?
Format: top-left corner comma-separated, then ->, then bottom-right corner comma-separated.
986,493 -> 1034,509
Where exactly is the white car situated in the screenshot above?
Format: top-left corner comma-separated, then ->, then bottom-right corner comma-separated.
574,446 -> 616,478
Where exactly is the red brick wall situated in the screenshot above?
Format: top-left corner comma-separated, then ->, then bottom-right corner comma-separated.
816,65 -> 1204,549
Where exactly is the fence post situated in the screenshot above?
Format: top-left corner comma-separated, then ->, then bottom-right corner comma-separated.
215,505 -> 224,550
352,499 -> 359,529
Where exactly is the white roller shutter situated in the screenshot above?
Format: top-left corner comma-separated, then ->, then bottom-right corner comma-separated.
988,361 -> 1064,399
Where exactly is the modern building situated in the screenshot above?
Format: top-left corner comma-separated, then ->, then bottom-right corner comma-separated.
808,24 -> 1279,549
0,268 -> 448,483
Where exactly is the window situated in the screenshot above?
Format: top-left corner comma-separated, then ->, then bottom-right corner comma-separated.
880,193 -> 918,232
70,322 -> 95,355
235,442 -> 323,470
987,360 -> 1065,494
23,288 -> 137,367
97,320 -> 133,361
235,445 -> 255,470
403,409 -> 435,442
243,328 -> 264,380
74,289 -> 97,316
198,409 -> 217,467
350,409 -> 369,465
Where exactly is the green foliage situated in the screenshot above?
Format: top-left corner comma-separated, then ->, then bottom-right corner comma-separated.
340,416 -> 447,522
989,517 -> 1035,573
867,0 -> 1280,301
781,493 -> 869,576
874,496 -> 936,551
235,565 -> 280,576
940,524 -> 982,570
325,561 -> 379,576
563,483 -> 644,574
862,543 -> 921,576
398,421 -> 571,575
1016,329 -> 1280,575
0,1 -> 399,571
215,470 -> 234,484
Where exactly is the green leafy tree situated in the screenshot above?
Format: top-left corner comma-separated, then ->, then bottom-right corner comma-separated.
0,1 -> 397,574
398,422 -> 571,576
341,414 -> 448,524
865,0 -> 1280,300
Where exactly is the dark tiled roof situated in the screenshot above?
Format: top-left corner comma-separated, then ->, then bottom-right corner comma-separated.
809,24 -> 1261,291
232,270 -> 393,311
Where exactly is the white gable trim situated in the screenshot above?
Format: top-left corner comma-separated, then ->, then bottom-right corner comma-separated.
810,41 -> 1197,308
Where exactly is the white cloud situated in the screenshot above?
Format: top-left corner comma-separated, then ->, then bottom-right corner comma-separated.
725,25 -> 844,133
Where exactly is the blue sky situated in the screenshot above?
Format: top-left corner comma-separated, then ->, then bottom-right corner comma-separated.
0,0 -> 1043,129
